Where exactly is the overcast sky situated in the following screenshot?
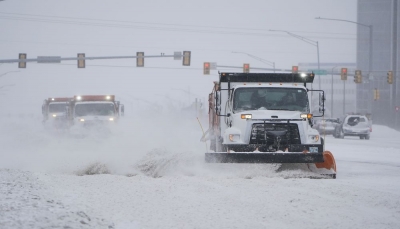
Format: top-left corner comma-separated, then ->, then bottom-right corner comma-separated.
0,0 -> 357,114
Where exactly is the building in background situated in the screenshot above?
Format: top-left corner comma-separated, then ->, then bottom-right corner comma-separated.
357,0 -> 399,129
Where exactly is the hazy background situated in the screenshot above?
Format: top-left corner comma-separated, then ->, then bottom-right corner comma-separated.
0,0 -> 357,115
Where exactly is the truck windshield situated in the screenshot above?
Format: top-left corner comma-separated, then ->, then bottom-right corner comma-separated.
74,103 -> 115,117
49,103 -> 66,113
233,87 -> 309,112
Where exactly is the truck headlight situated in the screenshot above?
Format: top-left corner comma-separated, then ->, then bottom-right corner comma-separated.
309,135 -> 320,142
241,114 -> 252,119
300,113 -> 312,119
109,118 -> 114,121
52,114 -> 57,117
79,118 -> 85,122
229,134 -> 240,142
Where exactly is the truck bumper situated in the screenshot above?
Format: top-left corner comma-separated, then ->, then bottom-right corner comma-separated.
205,152 -> 324,163
224,144 -> 324,153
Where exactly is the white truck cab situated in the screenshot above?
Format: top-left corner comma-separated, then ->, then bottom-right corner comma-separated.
205,72 -> 328,164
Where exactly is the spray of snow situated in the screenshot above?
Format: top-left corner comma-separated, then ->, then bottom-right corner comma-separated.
0,111 -> 331,179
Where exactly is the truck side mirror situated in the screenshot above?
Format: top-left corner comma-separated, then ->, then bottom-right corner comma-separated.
120,105 -> 125,116
319,92 -> 325,106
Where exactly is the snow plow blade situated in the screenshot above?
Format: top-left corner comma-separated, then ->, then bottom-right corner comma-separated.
205,151 -> 337,179
205,152 -> 324,164
315,151 -> 337,179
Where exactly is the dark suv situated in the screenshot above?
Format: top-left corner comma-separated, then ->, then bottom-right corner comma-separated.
333,115 -> 371,139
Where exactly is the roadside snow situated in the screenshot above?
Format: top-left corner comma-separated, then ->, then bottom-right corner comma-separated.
1,116 -> 400,229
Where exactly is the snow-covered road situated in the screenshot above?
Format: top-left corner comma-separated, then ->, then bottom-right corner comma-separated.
1,115 -> 400,229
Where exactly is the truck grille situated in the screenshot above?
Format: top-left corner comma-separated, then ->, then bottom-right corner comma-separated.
250,123 -> 301,145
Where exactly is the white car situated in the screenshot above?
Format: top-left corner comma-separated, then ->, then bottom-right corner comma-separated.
333,115 -> 371,139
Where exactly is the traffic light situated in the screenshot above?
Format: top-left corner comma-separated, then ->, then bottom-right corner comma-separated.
182,51 -> 191,66
373,88 -> 380,100
292,66 -> 298,73
77,53 -> 85,68
243,63 -> 250,73
340,68 -> 348,80
18,53 -> 27,68
387,71 -> 393,84
354,70 -> 362,83
136,52 -> 144,67
203,62 -> 210,75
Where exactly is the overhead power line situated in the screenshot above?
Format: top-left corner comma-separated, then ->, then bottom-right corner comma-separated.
0,12 -> 356,40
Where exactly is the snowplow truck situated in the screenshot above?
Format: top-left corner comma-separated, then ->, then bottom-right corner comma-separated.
42,97 -> 70,128
66,95 -> 124,127
201,72 -> 336,178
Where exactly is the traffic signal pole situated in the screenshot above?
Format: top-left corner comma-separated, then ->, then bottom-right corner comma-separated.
316,17 -> 374,115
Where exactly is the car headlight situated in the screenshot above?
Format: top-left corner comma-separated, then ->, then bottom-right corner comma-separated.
109,118 -> 114,121
79,118 -> 85,122
52,114 -> 57,117
229,134 -> 240,142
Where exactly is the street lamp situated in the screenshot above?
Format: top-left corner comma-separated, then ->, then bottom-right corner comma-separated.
0,84 -> 15,93
315,17 -> 373,75
316,16 -> 373,115
0,70 -> 20,78
269,29 -> 321,90
232,51 -> 276,72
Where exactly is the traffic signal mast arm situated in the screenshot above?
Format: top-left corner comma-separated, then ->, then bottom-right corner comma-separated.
0,52 -> 191,68
0,54 -> 180,63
